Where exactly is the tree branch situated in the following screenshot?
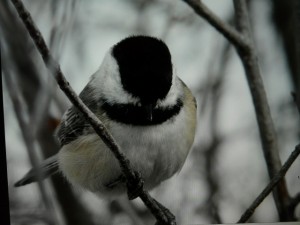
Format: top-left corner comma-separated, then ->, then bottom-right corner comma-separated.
1,1 -> 99,224
9,0 -> 175,224
3,69 -> 57,225
288,192 -> 300,214
237,144 -> 300,223
183,0 -> 294,221
201,41 -> 231,224
291,0 -> 300,118
292,92 -> 300,116
233,0 -> 292,220
182,0 -> 249,49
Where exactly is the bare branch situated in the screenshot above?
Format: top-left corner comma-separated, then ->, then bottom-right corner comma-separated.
233,0 -> 249,36
182,1 -> 285,181
3,69 -> 57,225
9,0 -> 175,224
237,144 -> 300,223
201,41 -> 231,224
292,92 -> 300,116
288,192 -> 300,213
10,0 -> 133,186
182,0 -> 249,49
1,2 -> 98,224
291,0 -> 300,117
30,77 -> 55,137
183,0 -> 295,221
233,1 -> 292,220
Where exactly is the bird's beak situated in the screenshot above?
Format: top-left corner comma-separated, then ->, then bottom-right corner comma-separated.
144,103 -> 154,121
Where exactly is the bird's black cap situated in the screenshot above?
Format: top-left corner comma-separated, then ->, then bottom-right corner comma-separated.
112,35 -> 173,104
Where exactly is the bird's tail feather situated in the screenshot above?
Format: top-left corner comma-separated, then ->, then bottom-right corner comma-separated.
14,154 -> 59,187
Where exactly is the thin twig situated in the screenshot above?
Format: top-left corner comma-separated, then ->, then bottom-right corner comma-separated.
1,2 -> 97,224
182,0 -> 249,49
9,0 -> 175,224
10,0 -> 133,187
3,69 -> 57,225
31,0 -> 77,138
183,1 -> 284,182
288,192 -> 300,213
293,0 -> 300,95
237,144 -> 300,223
183,0 -> 294,221
233,1 -> 292,220
202,41 -> 231,224
30,78 -> 55,137
291,0 -> 300,117
291,92 -> 300,116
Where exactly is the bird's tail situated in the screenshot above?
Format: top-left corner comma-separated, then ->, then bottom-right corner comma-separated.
14,154 -> 59,187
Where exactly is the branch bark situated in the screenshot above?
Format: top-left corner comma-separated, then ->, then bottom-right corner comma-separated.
1,1 -> 98,224
182,0 -> 248,49
182,0 -> 295,221
237,144 -> 300,223
200,41 -> 231,224
3,69 -> 57,225
233,1 -> 292,220
9,0 -> 175,224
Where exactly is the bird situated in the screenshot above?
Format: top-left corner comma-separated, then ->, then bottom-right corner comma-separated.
15,35 -> 197,199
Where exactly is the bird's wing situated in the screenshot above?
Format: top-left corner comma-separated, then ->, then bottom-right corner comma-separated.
15,83 -> 107,187
56,84 -> 105,147
14,154 -> 59,187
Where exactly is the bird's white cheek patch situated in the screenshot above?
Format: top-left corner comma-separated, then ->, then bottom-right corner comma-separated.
90,50 -> 140,105
157,70 -> 182,108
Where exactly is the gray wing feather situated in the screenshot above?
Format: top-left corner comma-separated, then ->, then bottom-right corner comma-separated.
14,154 -> 59,187
56,84 -> 103,146
15,82 -> 105,187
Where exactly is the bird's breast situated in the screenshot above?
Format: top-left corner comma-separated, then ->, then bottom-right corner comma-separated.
58,104 -> 194,195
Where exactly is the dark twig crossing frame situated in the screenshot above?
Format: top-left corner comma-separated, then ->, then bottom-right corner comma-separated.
183,0 -> 300,222
237,144 -> 300,223
233,1 -> 291,220
9,0 -> 175,224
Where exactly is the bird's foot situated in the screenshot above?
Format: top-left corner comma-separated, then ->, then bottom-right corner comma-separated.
126,171 -> 144,200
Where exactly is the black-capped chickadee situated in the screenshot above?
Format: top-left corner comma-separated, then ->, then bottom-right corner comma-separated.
15,35 -> 197,198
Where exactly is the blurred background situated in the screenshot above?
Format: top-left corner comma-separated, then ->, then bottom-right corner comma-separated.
1,0 -> 299,224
